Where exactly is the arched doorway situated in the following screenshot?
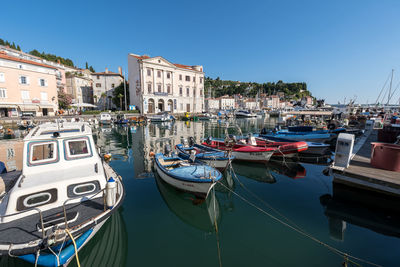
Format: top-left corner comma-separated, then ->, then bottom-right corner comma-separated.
158,99 -> 165,112
167,99 -> 173,112
148,98 -> 155,114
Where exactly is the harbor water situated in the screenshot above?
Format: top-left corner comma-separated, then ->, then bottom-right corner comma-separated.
1,117 -> 400,267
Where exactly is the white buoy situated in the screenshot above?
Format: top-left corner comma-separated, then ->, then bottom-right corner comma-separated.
106,177 -> 117,209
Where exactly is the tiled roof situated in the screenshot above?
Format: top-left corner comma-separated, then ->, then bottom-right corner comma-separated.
0,51 -> 58,69
131,54 -> 202,71
92,71 -> 122,76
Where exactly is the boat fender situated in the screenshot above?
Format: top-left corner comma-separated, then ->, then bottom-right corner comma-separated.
189,137 -> 195,147
104,154 -> 112,161
106,177 -> 117,209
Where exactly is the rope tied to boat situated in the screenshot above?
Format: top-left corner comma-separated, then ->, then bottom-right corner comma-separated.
65,228 -> 81,267
218,166 -> 382,267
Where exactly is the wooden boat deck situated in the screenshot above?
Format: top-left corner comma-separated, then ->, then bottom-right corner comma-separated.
332,130 -> 400,196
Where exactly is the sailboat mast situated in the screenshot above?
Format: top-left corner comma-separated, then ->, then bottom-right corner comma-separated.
387,69 -> 394,106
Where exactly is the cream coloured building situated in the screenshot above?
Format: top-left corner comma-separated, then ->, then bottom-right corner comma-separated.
0,51 -> 58,117
128,54 -> 205,114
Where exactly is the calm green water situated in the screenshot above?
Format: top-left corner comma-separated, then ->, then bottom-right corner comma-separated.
1,118 -> 400,267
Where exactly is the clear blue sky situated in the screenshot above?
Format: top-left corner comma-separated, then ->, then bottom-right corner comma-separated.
1,0 -> 400,104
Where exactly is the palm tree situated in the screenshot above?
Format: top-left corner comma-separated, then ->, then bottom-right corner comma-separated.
101,93 -> 107,111
108,96 -> 112,110
118,93 -> 124,111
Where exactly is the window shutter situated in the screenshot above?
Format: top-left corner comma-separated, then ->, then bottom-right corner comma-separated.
45,80 -> 48,86
19,76 -> 22,84
38,78 -> 41,86
27,77 -> 30,85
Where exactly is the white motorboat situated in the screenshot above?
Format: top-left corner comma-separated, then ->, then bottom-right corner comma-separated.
100,112 -> 112,124
147,112 -> 175,122
0,122 -> 125,266
235,110 -> 257,118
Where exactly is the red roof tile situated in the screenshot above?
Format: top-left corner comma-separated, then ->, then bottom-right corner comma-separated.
0,51 -> 58,70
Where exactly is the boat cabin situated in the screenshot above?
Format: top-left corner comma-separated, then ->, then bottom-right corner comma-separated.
0,122 -> 107,222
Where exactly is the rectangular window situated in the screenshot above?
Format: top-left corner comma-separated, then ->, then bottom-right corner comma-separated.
186,87 -> 189,96
193,89 -> 196,96
39,78 -> 46,87
148,83 -> 152,93
185,76 -> 190,82
167,72 -> 170,79
147,69 -> 151,76
97,75 -> 100,79
167,85 -> 171,94
29,141 -> 58,165
64,138 -> 92,160
158,84 -> 161,92
96,83 -> 101,87
111,84 -> 115,88
179,74 -> 182,81
20,76 -> 27,84
40,92 -> 48,101
0,73 -> 4,82
0,88 -> 7,98
21,90 -> 30,100
200,89 -> 203,96
157,71 -> 161,78
193,77 -> 196,82
179,87 -> 182,96
200,77 -> 203,84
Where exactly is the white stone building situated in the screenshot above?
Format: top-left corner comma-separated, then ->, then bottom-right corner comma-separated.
66,69 -> 93,105
219,96 -> 235,110
91,68 -> 124,109
243,99 -> 260,110
205,98 -> 220,111
128,54 -> 205,114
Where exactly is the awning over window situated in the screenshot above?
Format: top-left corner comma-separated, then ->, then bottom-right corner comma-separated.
0,104 -> 18,108
18,105 -> 39,112
39,104 -> 56,110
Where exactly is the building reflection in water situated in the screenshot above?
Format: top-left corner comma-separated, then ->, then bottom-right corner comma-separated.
320,183 -> 400,241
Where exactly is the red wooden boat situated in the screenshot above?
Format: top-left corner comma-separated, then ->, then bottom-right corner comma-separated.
202,138 -> 276,162
202,136 -> 308,162
253,138 -> 308,157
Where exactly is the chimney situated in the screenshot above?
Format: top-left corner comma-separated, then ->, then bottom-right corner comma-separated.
105,68 -> 109,74
118,66 -> 122,75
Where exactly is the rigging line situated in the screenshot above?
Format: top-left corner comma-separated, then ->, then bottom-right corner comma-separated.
216,178 -> 382,267
213,187 -> 223,267
388,80 -> 400,102
228,162 -> 304,233
375,71 -> 391,106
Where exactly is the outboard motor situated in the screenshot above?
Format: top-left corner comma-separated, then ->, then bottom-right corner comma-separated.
206,136 -> 213,145
188,137 -> 195,147
260,127 -> 267,135
164,144 -> 172,156
181,138 -> 189,147
189,150 -> 196,162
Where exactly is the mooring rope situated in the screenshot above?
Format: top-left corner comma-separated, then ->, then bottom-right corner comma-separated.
65,228 -> 81,267
216,173 -> 382,267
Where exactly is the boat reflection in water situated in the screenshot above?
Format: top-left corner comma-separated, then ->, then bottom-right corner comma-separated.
155,175 -> 220,232
320,183 -> 400,241
0,210 -> 128,267
232,159 -> 306,183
